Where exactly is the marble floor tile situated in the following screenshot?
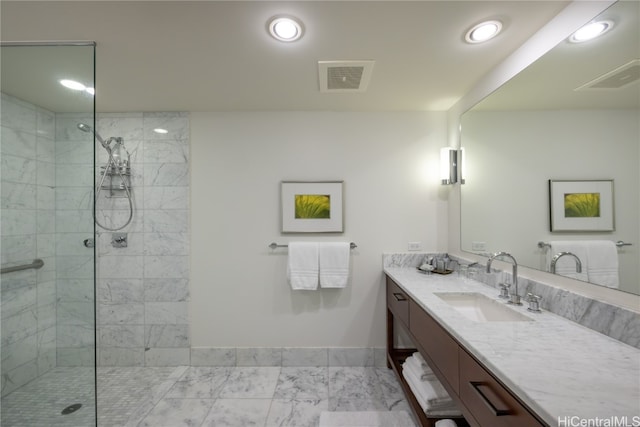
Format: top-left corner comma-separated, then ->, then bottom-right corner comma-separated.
266,398 -> 329,427
274,367 -> 329,400
137,398 -> 213,427
218,366 -> 281,398
329,397 -> 391,412
329,367 -> 386,400
166,367 -> 233,399
200,398 -> 271,427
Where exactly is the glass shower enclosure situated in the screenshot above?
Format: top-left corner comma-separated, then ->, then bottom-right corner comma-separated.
1,42 -> 97,426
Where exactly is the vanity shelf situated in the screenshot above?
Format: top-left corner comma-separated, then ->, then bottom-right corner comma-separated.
386,275 -> 547,427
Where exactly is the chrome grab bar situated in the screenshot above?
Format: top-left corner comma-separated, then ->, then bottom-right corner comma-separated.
1,259 -> 45,274
538,240 -> 632,249
269,242 -> 357,250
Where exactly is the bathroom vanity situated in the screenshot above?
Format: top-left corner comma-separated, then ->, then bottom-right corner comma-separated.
385,267 -> 640,427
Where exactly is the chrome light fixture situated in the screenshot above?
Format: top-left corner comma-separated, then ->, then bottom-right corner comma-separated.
268,15 -> 304,42
440,147 -> 464,185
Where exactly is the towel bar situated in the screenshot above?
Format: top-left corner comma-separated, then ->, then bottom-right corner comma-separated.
269,242 -> 357,250
538,240 -> 631,249
1,259 -> 45,275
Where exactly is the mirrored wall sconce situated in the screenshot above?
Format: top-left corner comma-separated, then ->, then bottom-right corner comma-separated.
440,147 -> 465,185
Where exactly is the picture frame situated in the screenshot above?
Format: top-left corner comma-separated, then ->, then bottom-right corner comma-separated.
281,181 -> 343,233
549,179 -> 614,232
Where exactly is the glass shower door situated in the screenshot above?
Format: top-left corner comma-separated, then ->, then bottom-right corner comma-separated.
1,43 -> 96,426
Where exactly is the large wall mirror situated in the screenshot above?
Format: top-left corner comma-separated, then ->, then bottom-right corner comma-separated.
460,1 -> 639,295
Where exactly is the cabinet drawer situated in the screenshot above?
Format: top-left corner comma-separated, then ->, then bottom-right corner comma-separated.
387,277 -> 410,327
459,349 -> 544,427
409,300 -> 459,394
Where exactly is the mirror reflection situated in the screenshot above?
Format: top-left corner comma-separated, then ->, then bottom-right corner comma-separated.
460,1 -> 639,295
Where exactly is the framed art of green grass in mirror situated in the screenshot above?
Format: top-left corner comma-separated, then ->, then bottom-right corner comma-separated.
281,181 -> 343,232
549,180 -> 614,232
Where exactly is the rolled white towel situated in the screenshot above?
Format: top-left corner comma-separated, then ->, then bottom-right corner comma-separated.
435,420 -> 458,427
413,352 -> 428,368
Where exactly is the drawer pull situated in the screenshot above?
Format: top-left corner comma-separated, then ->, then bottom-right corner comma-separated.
470,381 -> 511,416
393,293 -> 407,302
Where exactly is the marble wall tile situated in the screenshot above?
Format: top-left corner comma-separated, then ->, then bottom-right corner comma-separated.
1,94 -> 36,132
1,308 -> 37,347
97,232 -> 144,256
36,233 -> 55,258
37,280 -> 56,307
1,208 -> 36,235
36,107 -> 55,139
1,334 -> 37,372
329,348 -> 374,367
57,347 -> 95,367
37,348 -> 56,375
1,283 -> 36,319
1,359 -> 38,397
37,209 -> 56,233
57,255 -> 93,279
57,301 -> 94,326
191,347 -> 237,367
144,278 -> 189,302
97,115 -> 144,142
54,113 -> 93,141
2,182 -> 37,209
37,302 -> 56,331
144,255 -> 188,279
143,186 -> 188,210
99,255 -> 143,279
57,324 -> 95,347
57,279 -> 94,302
36,160 -> 55,186
144,348 -> 190,367
237,348 -> 283,367
145,325 -> 190,348
1,126 -> 37,158
55,163 -> 93,187
98,303 -> 144,325
98,347 -> 145,367
283,348 -> 329,367
143,112 -> 190,141
1,154 -> 37,184
145,302 -> 188,324
373,348 -> 387,368
143,232 -> 189,256
94,209 -> 144,233
36,135 -> 55,162
99,325 -> 144,348
36,183 -> 55,210
143,210 -> 188,233
98,278 -> 144,303
144,163 -> 189,187
55,186 -> 93,210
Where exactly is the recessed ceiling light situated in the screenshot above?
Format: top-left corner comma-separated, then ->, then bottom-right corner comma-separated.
465,20 -> 503,44
569,20 -> 613,43
268,15 -> 304,42
153,128 -> 169,134
60,79 -> 86,91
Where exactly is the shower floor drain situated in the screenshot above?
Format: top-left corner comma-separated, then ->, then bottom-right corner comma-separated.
61,403 -> 82,415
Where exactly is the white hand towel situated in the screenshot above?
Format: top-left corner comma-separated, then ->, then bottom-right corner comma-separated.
404,355 -> 436,381
413,352 -> 429,369
319,242 -> 350,288
547,241 -> 589,281
435,420 -> 458,427
402,367 -> 460,415
585,240 -> 619,288
287,242 -> 319,290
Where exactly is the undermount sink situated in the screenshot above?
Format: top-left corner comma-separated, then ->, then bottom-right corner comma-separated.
434,292 -> 533,322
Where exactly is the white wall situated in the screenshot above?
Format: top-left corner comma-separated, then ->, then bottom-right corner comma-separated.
461,109 -> 639,294
190,111 -> 447,347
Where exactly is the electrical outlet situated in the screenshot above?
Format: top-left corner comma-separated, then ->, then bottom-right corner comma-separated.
471,241 -> 486,251
408,242 -> 422,251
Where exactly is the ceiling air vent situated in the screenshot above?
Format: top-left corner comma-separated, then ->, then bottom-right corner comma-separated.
575,59 -> 640,90
318,60 -> 375,93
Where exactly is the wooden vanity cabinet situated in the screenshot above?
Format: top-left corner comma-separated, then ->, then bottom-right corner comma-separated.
386,275 -> 547,427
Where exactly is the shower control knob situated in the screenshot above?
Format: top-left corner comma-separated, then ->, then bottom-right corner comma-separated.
83,238 -> 95,248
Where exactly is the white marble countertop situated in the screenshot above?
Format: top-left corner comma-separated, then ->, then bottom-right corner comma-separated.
384,267 -> 640,426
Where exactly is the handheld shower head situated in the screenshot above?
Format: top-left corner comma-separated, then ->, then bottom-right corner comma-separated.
77,123 -> 108,148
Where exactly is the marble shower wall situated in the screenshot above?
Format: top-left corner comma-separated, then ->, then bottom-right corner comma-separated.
1,93 -> 58,395
92,112 -> 190,367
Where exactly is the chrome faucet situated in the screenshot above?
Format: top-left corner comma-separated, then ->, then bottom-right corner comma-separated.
486,251 -> 521,305
550,252 -> 582,274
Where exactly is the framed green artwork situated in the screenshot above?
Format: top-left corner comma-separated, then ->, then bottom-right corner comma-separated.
281,181 -> 343,233
549,180 -> 614,232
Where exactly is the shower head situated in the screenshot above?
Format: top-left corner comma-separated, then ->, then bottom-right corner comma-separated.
77,123 -> 108,148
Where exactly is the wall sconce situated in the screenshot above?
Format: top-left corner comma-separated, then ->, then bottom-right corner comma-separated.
440,147 -> 465,185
